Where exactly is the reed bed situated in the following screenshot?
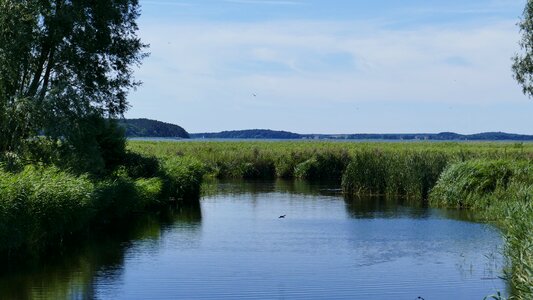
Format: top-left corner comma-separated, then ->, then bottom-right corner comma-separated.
430,160 -> 533,300
128,140 -> 533,185
0,155 -> 206,256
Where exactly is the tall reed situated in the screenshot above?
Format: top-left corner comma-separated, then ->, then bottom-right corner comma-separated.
0,154 -> 206,256
430,160 -> 533,300
342,150 -> 453,198
0,166 -> 94,254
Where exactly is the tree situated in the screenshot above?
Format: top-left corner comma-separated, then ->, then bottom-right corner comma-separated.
513,0 -> 533,98
0,0 -> 147,157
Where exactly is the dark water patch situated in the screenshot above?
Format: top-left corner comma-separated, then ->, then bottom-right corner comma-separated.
0,205 -> 201,300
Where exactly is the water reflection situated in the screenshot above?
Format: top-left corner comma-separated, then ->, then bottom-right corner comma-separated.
202,178 -> 342,197
344,195 -> 429,219
0,205 -> 202,300
0,180 -> 507,300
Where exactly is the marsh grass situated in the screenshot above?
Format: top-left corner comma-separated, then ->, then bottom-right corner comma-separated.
129,141 -> 533,183
0,154 -> 206,256
160,156 -> 206,201
342,150 -> 452,198
0,166 -> 94,254
430,160 -> 533,300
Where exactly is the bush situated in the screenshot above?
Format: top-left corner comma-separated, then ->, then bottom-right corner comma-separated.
135,177 -> 164,208
342,151 -> 388,195
121,151 -> 160,179
92,176 -> 139,223
0,144 -> 208,257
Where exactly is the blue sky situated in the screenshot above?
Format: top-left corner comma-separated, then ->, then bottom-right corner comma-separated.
127,0 -> 533,134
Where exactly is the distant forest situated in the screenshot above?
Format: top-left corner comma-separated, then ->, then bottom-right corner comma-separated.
192,129 -> 533,141
119,120 -> 533,141
191,129 -> 301,139
119,119 -> 190,138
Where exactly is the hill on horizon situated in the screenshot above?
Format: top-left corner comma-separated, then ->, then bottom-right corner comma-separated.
191,129 -> 533,141
191,129 -> 301,139
119,118 -> 190,138
117,119 -> 533,141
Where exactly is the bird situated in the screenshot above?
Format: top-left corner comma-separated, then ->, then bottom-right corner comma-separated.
252,93 -> 257,97
279,215 -> 286,219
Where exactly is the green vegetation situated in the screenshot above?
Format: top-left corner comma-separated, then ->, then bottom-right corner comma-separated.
342,150 -> 450,198
189,129 -> 533,141
0,156 -> 205,256
430,160 -> 533,299
119,118 -> 190,138
0,1 -> 210,259
0,166 -> 94,254
129,140 -> 533,299
128,140 -> 533,181
0,0 -> 146,155
513,0 -> 533,100
191,129 -> 301,139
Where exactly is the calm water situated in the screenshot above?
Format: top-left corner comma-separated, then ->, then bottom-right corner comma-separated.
0,180 -> 507,299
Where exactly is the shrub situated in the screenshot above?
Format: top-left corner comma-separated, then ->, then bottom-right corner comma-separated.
121,151 -> 160,179
135,177 -> 164,208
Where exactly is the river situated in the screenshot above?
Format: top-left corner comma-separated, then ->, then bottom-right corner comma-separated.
0,180 -> 507,299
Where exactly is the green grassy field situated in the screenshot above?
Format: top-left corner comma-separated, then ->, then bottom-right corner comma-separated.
128,140 -> 533,299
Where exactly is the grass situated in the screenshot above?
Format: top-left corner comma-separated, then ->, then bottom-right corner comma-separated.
128,140 -> 533,182
430,160 -> 533,300
0,154 -> 206,256
129,140 -> 533,299
342,150 -> 452,198
0,166 -> 94,254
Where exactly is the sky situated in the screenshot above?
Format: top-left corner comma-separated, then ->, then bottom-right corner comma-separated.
127,0 -> 533,134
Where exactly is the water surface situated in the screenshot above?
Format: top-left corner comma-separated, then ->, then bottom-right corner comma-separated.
0,180 -> 507,299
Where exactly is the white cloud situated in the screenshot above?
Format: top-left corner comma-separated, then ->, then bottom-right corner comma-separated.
141,1 -> 193,6
224,0 -> 304,5
133,19 -> 523,109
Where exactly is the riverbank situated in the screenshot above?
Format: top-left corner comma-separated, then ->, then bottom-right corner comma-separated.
430,160 -> 533,299
129,140 -> 533,299
2,140 -> 531,298
0,154 -> 205,257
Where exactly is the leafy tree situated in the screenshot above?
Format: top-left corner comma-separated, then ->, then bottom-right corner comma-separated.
513,0 -> 533,98
0,0 -> 146,160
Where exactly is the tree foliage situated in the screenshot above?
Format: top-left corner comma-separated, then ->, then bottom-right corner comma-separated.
513,0 -> 533,98
0,0 -> 146,157
119,118 -> 190,138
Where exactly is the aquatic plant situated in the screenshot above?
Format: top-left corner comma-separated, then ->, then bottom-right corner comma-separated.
0,154 -> 206,256
430,160 -> 533,300
0,166 -> 94,253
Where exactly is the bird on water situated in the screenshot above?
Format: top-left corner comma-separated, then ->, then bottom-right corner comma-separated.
279,215 -> 286,218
